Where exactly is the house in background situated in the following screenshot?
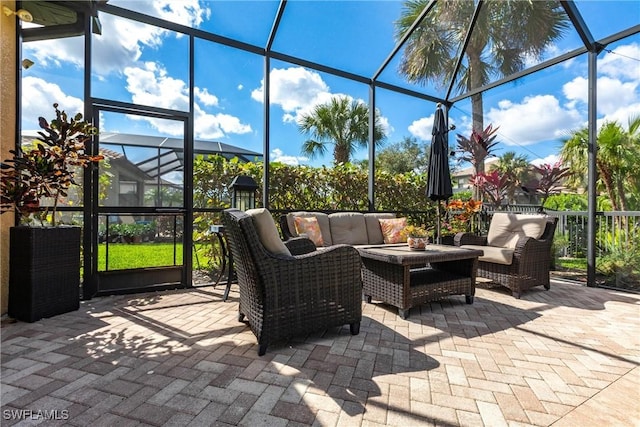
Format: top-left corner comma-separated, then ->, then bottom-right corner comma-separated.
451,158 -> 500,194
21,132 -> 263,209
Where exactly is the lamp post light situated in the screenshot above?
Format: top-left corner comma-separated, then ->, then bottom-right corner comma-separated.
230,175 -> 259,211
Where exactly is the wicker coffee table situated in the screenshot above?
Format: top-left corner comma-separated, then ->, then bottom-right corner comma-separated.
356,244 -> 483,319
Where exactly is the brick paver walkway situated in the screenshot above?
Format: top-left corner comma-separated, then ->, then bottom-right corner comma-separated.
2,280 -> 639,426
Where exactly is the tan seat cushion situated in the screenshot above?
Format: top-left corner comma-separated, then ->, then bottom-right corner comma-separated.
364,213 -> 396,244
287,212 -> 332,246
487,213 -> 548,248
329,212 -> 368,245
247,208 -> 291,256
461,244 -> 514,265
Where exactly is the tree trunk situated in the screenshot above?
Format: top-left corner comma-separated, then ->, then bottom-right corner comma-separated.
469,51 -> 485,202
334,141 -> 350,165
597,160 -> 619,211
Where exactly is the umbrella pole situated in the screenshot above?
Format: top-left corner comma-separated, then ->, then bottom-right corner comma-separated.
436,201 -> 441,245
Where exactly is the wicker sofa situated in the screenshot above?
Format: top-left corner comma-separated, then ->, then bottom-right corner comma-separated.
454,212 -> 558,298
280,211 -> 399,247
222,208 -> 363,356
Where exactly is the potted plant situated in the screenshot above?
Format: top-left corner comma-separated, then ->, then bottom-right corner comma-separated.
0,103 -> 102,322
402,224 -> 430,250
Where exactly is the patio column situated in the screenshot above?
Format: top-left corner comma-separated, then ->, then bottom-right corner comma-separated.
587,49 -> 598,287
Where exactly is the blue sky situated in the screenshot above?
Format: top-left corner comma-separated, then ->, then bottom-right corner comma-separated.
20,0 -> 640,173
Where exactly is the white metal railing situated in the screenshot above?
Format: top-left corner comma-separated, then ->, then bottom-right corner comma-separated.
547,211 -> 640,258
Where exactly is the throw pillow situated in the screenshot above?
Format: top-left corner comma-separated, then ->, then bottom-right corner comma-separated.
246,208 -> 291,256
294,216 -> 324,247
379,217 -> 408,244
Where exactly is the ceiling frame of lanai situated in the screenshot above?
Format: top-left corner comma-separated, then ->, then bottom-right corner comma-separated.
20,0 -> 640,289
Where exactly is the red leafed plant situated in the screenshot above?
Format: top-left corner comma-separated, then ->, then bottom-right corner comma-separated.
523,161 -> 571,208
470,170 -> 509,208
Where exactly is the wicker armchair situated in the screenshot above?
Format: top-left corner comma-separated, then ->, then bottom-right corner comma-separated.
454,213 -> 558,298
221,208 -> 362,356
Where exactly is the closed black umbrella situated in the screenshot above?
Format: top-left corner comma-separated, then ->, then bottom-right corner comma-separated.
426,104 -> 453,244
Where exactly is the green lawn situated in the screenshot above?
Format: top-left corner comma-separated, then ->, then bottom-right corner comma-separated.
98,243 -> 214,271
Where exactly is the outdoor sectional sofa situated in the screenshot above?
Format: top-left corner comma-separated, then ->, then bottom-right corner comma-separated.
279,211 -> 399,247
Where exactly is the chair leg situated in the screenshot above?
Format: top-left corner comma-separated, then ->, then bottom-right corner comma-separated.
238,312 -> 245,322
544,284 -> 550,290
350,322 -> 360,335
512,291 -> 521,299
258,343 -> 268,356
465,295 -> 474,304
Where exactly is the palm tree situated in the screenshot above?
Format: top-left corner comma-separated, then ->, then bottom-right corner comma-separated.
298,96 -> 386,165
490,151 -> 530,204
561,117 -> 640,211
395,1 -> 569,133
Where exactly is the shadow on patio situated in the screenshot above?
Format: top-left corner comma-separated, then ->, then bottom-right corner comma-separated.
1,280 -> 639,426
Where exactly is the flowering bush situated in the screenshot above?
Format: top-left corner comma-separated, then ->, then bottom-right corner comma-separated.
441,199 -> 483,235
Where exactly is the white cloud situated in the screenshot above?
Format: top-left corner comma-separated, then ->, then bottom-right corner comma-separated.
21,77 -> 85,126
195,87 -> 219,107
408,116 -> 433,141
23,1 -> 210,76
409,113 -> 457,142
252,67 -> 332,123
251,66 -> 392,137
599,43 -> 640,81
562,44 -> 640,125
564,76 -> 638,117
123,62 -> 250,138
530,154 -> 560,167
486,95 -> 583,146
270,148 -> 308,166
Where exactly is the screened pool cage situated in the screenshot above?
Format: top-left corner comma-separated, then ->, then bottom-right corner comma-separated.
12,0 -> 640,294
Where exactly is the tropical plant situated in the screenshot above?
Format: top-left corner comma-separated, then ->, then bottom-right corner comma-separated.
0,104 -> 102,226
455,124 -> 500,199
561,116 -> 640,211
490,151 -> 531,204
297,95 -> 386,165
469,170 -> 509,209
544,193 -> 587,211
395,0 -> 569,133
522,161 -> 571,209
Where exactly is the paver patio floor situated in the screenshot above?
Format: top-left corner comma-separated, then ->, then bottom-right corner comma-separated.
1,280 -> 639,426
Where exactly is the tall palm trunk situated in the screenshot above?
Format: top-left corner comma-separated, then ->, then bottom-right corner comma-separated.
334,142 -> 350,165
597,160 -> 619,211
469,52 -> 485,201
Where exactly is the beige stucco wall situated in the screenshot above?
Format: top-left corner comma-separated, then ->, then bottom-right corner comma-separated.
0,0 -> 17,316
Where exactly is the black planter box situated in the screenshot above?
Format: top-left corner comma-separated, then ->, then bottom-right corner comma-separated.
9,226 -> 81,322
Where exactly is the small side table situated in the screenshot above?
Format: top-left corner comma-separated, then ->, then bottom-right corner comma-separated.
210,225 -> 235,301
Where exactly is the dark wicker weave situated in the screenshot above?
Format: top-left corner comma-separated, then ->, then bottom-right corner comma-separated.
455,216 -> 558,298
9,226 -> 81,322
357,244 -> 482,319
221,208 -> 362,356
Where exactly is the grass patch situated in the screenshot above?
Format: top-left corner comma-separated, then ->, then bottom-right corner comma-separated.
98,243 -> 214,271
556,257 -> 587,271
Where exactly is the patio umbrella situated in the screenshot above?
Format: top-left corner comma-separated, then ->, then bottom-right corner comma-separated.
426,104 -> 453,244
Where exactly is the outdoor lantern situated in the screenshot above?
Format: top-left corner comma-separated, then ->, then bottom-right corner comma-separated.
230,175 -> 259,211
